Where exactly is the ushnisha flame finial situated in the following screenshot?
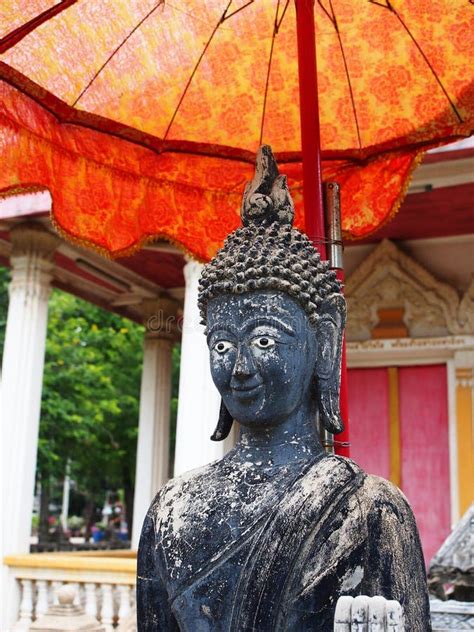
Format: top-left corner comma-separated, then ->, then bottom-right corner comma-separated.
240,145 -> 294,227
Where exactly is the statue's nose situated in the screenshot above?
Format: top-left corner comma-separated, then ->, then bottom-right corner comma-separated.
232,344 -> 256,380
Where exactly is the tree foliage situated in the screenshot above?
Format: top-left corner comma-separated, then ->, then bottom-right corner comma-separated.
0,266 -> 9,358
39,289 -> 144,503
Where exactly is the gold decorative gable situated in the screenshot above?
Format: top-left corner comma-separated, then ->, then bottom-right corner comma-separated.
345,240 -> 474,342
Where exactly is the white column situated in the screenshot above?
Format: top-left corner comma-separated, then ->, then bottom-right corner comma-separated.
131,298 -> 177,549
174,260 -> 234,477
0,223 -> 58,631
60,459 -> 71,533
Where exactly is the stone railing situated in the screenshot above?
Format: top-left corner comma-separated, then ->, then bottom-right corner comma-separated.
430,598 -> 474,631
4,550 -> 136,630
9,552 -> 448,631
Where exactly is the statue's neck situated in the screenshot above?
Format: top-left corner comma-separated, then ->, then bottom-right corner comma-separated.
235,401 -> 324,468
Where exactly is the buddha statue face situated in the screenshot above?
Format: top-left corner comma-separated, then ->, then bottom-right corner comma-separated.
199,145 -> 346,439
207,290 -> 339,428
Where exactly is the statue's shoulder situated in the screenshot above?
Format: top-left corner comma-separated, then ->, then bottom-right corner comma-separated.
327,456 -> 417,528
347,469 -> 429,628
362,473 -> 411,507
355,471 -> 418,531
147,460 -> 220,525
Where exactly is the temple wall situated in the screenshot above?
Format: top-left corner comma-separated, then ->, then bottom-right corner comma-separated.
344,234 -> 474,563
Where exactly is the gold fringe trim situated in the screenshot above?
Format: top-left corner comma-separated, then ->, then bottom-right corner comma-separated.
49,209 -> 209,263
0,180 -> 210,263
0,184 -> 48,200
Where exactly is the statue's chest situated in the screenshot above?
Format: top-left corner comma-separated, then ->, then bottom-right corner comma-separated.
155,463 -> 297,590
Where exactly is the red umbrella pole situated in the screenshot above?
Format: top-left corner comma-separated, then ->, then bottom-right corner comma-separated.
295,0 -> 350,457
295,0 -> 326,259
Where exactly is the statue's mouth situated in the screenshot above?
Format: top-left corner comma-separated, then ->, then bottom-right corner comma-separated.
231,383 -> 264,399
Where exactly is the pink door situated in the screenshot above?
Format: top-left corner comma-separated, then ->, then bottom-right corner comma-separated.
347,365 -> 450,564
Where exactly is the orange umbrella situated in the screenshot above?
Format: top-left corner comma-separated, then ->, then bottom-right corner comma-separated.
0,0 -> 472,261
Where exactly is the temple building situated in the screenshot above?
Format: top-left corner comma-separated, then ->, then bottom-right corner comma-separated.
0,141 -> 473,629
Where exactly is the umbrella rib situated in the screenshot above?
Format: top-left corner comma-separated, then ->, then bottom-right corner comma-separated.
369,0 -> 463,124
71,0 -> 166,107
162,0 -> 234,141
0,0 -> 78,54
328,0 -> 362,149
392,9 -> 463,124
317,0 -> 336,26
276,0 -> 290,31
260,1 -> 285,144
223,1 -> 255,21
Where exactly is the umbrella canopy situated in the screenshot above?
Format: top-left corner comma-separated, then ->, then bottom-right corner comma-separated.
0,0 -> 473,259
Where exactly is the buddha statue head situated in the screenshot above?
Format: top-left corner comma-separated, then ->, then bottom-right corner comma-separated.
198,146 -> 346,442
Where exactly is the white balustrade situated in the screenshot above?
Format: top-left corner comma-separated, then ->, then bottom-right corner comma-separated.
118,585 -> 132,622
70,582 -> 81,606
101,584 -> 115,631
14,579 -> 34,630
4,552 -> 136,629
85,582 -> 98,618
51,581 -> 63,605
35,580 -> 49,617
6,559 -> 425,632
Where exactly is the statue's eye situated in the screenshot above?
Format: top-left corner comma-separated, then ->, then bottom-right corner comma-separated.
252,336 -> 275,349
214,340 -> 234,354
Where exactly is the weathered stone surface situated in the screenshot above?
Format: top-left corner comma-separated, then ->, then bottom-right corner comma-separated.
334,595 -> 405,631
137,146 -> 431,631
138,452 -> 430,630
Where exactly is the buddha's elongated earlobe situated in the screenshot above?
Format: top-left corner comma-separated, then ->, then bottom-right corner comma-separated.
315,294 -> 346,435
319,389 -> 344,434
210,399 -> 234,441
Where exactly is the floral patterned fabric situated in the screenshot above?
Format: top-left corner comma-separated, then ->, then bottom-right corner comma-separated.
0,1 -> 472,259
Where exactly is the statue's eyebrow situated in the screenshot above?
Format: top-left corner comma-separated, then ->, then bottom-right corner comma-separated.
243,316 -> 295,336
206,323 -> 236,339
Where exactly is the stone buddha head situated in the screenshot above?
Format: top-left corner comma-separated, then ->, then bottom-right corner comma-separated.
198,146 -> 346,442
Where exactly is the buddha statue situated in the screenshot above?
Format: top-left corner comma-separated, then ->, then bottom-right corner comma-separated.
137,147 -> 431,631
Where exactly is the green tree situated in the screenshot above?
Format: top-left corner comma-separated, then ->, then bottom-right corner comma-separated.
0,266 -> 10,358
38,289 -> 144,537
169,344 -> 180,468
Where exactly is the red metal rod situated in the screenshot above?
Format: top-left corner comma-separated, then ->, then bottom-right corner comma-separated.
336,269 -> 351,458
295,0 -> 350,456
295,0 -> 326,258
338,350 -> 350,457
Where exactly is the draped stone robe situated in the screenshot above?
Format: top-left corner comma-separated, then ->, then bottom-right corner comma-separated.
137,453 -> 431,631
